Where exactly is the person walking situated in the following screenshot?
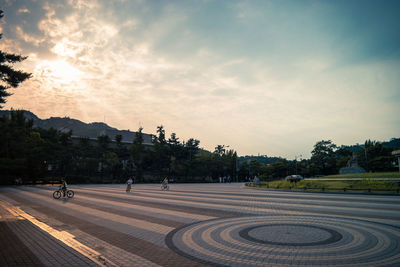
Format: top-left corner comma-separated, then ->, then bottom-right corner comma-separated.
126,177 -> 133,192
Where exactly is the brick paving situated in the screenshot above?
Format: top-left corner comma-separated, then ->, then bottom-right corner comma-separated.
0,183 -> 400,266
0,221 -> 44,267
0,199 -> 98,266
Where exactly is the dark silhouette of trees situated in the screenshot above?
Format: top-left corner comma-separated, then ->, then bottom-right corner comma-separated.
0,110 -> 44,183
357,140 -> 395,172
97,134 -> 111,150
115,134 -> 123,147
151,125 -> 170,177
131,127 -> 146,181
0,110 -> 398,185
168,132 -> 184,177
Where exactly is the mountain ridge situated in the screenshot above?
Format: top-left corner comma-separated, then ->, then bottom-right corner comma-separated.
0,110 -> 153,144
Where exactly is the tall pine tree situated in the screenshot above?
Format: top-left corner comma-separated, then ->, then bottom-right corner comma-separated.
0,10 -> 31,108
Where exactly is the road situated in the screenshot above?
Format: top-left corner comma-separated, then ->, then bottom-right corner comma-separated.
1,183 -> 400,266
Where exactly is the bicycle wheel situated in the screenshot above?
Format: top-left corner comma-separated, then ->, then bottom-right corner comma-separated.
66,190 -> 74,198
53,190 -> 61,199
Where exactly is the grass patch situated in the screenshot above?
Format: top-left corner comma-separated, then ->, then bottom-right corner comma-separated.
252,179 -> 400,193
322,172 -> 400,179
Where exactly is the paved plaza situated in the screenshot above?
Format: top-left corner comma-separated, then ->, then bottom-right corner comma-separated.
1,183 -> 400,266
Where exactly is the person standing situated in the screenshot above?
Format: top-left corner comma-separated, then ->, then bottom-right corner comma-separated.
126,177 -> 133,192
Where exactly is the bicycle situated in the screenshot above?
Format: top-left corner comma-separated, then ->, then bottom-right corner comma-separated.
53,186 -> 74,199
161,183 -> 169,191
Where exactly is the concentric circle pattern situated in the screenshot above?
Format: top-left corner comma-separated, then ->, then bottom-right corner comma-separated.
240,223 -> 342,246
166,215 -> 400,266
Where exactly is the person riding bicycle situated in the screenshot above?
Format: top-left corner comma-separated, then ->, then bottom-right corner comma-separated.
53,179 -> 74,199
162,177 -> 168,189
126,177 -> 133,192
61,178 -> 68,197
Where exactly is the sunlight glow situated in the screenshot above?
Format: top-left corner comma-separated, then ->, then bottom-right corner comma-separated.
35,60 -> 82,86
53,40 -> 79,58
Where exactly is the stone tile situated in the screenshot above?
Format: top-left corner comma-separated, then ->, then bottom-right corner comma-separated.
1,183 -> 400,266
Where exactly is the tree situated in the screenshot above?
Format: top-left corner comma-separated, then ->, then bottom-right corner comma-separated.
209,145 -> 238,180
357,140 -> 395,172
155,125 -> 166,144
150,125 -> 170,177
0,110 -> 46,184
214,145 -> 226,156
168,132 -> 183,177
74,136 -> 96,178
310,140 -> 337,175
335,146 -> 353,169
105,151 -> 121,180
168,133 -> 179,146
0,10 -> 31,108
258,159 -> 290,179
58,130 -> 73,176
185,138 -> 200,178
131,127 -> 146,180
97,134 -> 110,150
115,134 -> 123,146
248,158 -> 261,177
225,149 -> 237,181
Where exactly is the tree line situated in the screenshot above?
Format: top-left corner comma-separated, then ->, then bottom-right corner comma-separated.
0,110 -> 238,184
241,139 -> 399,180
0,110 -> 398,185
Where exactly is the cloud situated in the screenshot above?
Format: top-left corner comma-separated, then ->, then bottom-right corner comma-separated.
17,8 -> 31,14
15,25 -> 44,46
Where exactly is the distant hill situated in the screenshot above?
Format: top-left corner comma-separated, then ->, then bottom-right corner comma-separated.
0,110 -> 153,144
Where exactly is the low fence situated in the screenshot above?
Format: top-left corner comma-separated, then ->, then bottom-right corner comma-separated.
245,183 -> 400,194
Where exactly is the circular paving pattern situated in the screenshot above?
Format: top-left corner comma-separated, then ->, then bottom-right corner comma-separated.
240,223 -> 342,246
165,215 -> 400,266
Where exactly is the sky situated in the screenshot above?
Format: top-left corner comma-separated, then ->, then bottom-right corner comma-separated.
1,0 -> 399,159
